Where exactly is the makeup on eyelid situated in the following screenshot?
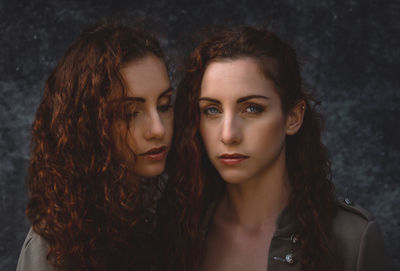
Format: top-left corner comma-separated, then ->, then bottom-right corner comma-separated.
200,102 -> 267,117
126,93 -> 173,118
114,54 -> 173,178
199,57 -> 288,183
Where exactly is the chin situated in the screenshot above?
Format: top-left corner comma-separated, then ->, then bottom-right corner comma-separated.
218,169 -> 251,184
133,161 -> 166,178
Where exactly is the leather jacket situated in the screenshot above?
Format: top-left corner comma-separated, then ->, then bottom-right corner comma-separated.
200,197 -> 388,271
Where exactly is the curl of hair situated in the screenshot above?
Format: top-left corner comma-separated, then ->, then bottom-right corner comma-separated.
27,21 -> 164,270
158,26 -> 338,271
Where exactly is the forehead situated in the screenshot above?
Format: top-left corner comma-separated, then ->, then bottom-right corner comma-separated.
120,54 -> 170,98
200,57 -> 278,99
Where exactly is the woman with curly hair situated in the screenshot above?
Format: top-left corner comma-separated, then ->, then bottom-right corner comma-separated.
158,26 -> 388,271
17,21 -> 173,271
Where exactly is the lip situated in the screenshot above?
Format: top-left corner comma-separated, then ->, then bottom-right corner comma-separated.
218,153 -> 249,165
140,146 -> 167,161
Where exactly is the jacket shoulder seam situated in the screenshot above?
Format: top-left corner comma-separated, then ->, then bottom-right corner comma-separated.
336,197 -> 374,221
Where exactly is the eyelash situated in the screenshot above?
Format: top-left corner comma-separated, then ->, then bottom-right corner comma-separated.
126,112 -> 138,119
126,103 -> 172,118
203,106 -> 221,116
202,104 -> 265,116
158,103 -> 173,113
244,104 -> 264,114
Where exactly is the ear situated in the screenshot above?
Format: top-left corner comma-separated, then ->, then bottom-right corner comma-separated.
285,100 -> 306,135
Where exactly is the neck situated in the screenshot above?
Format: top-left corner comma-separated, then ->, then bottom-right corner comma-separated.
217,148 -> 290,230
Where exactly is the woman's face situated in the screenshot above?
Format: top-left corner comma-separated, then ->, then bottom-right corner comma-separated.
117,54 -> 173,177
199,57 -> 292,184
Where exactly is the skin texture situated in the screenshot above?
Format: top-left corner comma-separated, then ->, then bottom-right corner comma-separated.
118,54 -> 173,178
199,58 -> 303,185
22,23 -> 173,270
198,58 -> 305,271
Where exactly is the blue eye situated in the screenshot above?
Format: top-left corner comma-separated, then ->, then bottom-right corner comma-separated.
245,105 -> 264,114
204,107 -> 220,115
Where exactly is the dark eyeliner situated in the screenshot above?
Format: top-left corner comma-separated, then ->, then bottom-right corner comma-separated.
126,111 -> 139,119
244,103 -> 265,114
158,103 -> 173,112
203,105 -> 220,116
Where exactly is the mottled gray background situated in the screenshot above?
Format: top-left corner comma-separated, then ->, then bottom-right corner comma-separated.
1,0 -> 399,270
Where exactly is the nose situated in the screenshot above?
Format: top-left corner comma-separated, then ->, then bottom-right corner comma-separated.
220,114 -> 242,145
144,112 -> 165,140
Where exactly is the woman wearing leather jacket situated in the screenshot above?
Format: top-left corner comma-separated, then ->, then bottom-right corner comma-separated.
157,26 -> 388,271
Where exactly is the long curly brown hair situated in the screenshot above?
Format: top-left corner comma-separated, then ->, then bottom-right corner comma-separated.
27,21 -> 165,270
158,26 -> 338,271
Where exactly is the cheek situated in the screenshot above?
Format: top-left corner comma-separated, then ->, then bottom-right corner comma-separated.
199,119 -> 215,151
163,114 -> 174,140
111,122 -> 137,164
250,115 -> 286,151
126,124 -> 140,153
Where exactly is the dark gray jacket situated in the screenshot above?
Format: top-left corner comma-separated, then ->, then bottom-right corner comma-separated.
16,198 -> 388,271
200,197 -> 388,271
16,227 -> 54,271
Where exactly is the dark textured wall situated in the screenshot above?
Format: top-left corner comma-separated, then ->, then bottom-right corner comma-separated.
1,0 -> 399,270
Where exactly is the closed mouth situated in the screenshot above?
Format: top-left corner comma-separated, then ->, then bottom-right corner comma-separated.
218,153 -> 249,159
218,153 -> 249,165
140,146 -> 167,161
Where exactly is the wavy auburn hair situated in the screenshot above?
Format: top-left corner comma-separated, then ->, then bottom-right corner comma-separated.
158,26 -> 338,271
27,22 -> 165,270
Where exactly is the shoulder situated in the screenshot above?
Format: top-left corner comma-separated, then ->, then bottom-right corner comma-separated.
336,197 -> 374,220
16,227 -> 54,271
333,197 -> 374,235
332,197 -> 388,271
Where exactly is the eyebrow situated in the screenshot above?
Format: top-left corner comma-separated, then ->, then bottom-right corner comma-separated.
198,97 -> 221,104
122,87 -> 173,103
237,95 -> 269,103
198,95 -> 269,104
